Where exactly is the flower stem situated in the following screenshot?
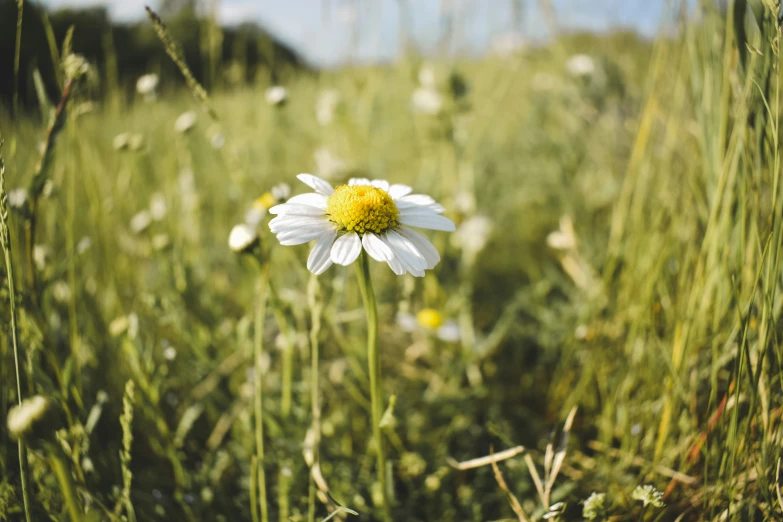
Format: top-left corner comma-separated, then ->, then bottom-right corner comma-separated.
254,262 -> 271,522
355,251 -> 391,520
0,139 -> 32,522
50,450 -> 83,522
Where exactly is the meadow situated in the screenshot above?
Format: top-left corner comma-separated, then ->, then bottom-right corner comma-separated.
1,1 -> 783,521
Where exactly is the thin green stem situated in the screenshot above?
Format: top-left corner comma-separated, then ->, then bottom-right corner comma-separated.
254,262 -> 271,522
355,251 -> 391,520
0,138 -> 32,522
50,451 -> 83,522
307,274 -> 322,522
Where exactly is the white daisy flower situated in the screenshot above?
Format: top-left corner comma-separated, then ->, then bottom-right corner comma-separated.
271,182 -> 291,202
268,174 -> 455,276
7,395 -> 50,440
113,133 -> 130,150
397,309 -> 461,342
130,210 -> 152,234
546,215 -> 576,251
175,111 -> 197,133
136,73 -> 159,96
566,54 -> 595,77
229,223 -> 259,253
244,184 -> 291,228
7,188 -> 28,209
149,192 -> 168,221
412,87 -> 443,115
265,86 -> 287,106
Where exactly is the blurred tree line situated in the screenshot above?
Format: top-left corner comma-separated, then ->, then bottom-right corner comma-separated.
0,0 -> 306,111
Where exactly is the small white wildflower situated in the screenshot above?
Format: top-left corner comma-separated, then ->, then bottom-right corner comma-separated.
582,492 -> 606,520
315,89 -> 340,126
271,183 -> 291,202
149,192 -> 168,221
175,111 -> 197,133
7,188 -> 28,209
77,236 -> 92,254
7,395 -> 50,439
51,281 -> 72,303
396,309 -> 460,342
42,181 -> 55,199
574,324 -> 589,340
113,133 -> 130,151
109,316 -> 130,337
265,86 -> 287,106
33,244 -> 50,271
314,147 -> 346,179
547,216 -> 577,251
130,210 -> 152,234
127,313 -> 139,339
163,346 -> 177,361
566,54 -> 595,77
412,87 -> 443,115
210,132 -> 225,149
82,457 -> 95,474
136,73 -> 159,96
228,224 -> 258,253
63,54 -> 90,81
632,485 -> 664,508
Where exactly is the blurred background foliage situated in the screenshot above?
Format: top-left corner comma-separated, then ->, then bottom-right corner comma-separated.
0,0 -> 304,109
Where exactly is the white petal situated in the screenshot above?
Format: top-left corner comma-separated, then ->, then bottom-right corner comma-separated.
371,179 -> 390,191
399,212 -> 456,232
396,194 -> 445,213
362,232 -> 394,262
277,226 -> 332,245
386,254 -> 406,275
436,321 -> 461,342
269,215 -> 329,233
297,174 -> 334,196
397,201 -> 446,213
283,193 -> 328,209
269,203 -> 325,216
398,227 -> 440,269
388,184 -> 413,199
382,230 -> 427,276
330,233 -> 362,265
348,177 -> 372,186
307,231 -> 337,275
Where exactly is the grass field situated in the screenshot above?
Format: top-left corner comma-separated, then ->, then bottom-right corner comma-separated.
2,2 -> 783,521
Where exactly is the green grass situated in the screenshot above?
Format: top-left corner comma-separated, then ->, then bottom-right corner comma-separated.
1,2 -> 783,520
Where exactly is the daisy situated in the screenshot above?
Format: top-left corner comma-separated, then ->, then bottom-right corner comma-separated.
136,73 -> 159,96
265,86 -> 287,106
397,308 -> 461,342
268,174 -> 455,276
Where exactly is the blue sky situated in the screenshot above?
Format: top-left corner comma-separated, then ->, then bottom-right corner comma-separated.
41,0 -> 668,66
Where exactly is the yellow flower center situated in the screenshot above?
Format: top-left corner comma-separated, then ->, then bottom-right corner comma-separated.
326,185 -> 399,234
416,309 -> 443,329
255,192 -> 278,209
